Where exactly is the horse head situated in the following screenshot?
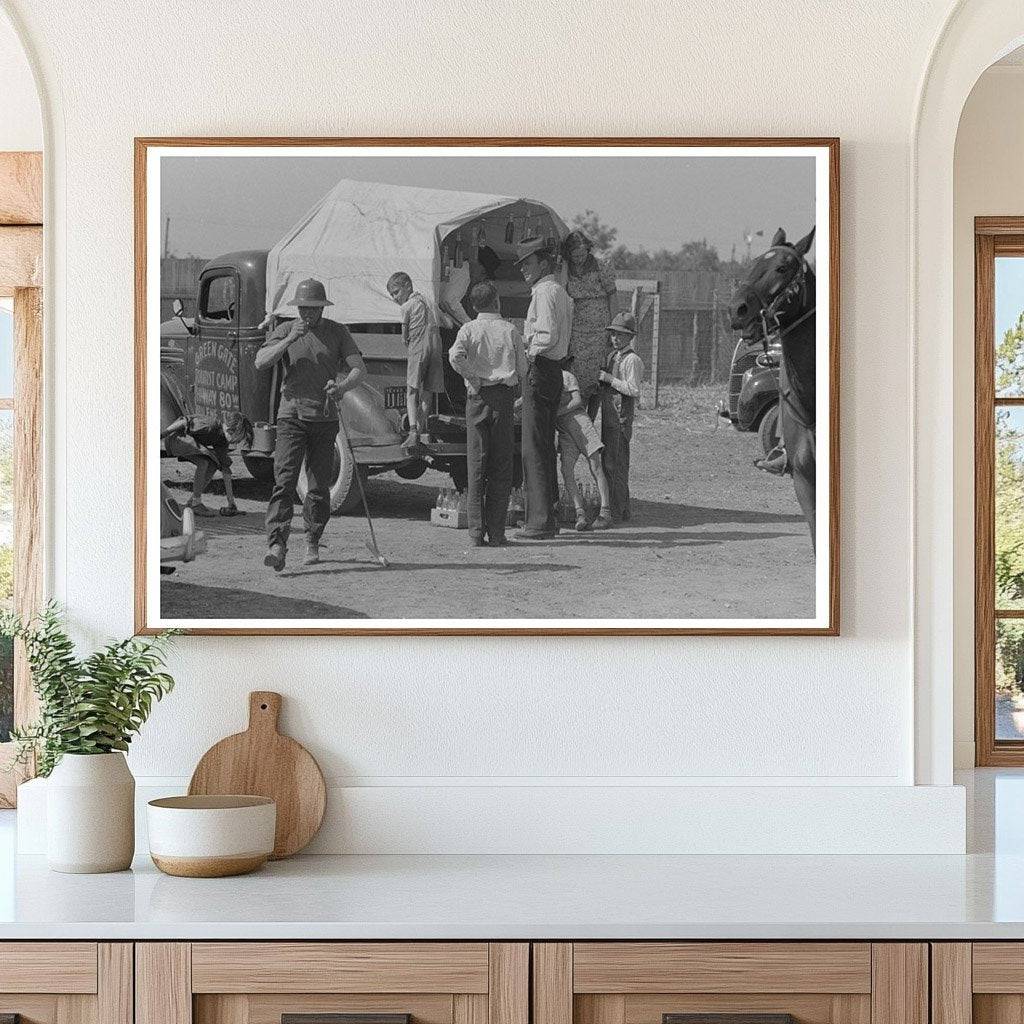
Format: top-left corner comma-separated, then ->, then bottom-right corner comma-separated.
730,226 -> 815,338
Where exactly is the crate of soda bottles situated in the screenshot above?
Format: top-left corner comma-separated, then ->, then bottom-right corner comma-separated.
431,486 -> 468,529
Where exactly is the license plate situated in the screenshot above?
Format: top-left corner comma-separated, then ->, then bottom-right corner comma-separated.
384,386 -> 406,410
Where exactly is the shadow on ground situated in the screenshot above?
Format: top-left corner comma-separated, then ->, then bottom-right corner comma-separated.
279,558 -> 580,578
160,581 -> 369,619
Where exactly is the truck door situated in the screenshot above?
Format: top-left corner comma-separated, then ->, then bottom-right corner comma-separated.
190,269 -> 242,418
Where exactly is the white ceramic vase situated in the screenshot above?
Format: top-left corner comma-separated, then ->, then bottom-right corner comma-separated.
46,752 -> 135,873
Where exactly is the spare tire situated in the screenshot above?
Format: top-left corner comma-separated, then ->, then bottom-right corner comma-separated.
297,433 -> 362,515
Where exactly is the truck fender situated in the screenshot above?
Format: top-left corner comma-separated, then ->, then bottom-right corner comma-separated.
160,371 -> 188,431
335,383 -> 404,448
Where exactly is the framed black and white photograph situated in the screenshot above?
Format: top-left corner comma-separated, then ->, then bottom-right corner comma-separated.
135,138 -> 839,635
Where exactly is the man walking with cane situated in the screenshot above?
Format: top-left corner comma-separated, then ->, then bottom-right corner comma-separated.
255,278 -> 367,570
514,236 -> 572,540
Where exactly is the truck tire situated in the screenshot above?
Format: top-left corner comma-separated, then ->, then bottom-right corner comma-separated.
297,433 -> 362,515
758,403 -> 781,456
242,455 -> 275,484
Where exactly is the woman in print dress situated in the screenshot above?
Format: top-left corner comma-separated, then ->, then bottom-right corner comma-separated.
561,230 -> 618,419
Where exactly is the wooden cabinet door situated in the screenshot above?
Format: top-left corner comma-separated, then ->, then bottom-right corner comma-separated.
137,943 -> 528,1024
933,943 -> 1024,1024
534,944 -> 927,1024
0,942 -> 132,1024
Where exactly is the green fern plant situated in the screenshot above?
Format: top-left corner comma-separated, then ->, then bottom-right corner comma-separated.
1,603 -> 178,777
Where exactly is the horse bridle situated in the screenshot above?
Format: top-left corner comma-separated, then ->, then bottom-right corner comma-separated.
752,245 -> 815,344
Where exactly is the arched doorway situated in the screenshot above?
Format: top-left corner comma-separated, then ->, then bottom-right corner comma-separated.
914,0 -> 1024,785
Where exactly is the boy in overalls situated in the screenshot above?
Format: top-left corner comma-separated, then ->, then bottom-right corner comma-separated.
598,312 -> 645,523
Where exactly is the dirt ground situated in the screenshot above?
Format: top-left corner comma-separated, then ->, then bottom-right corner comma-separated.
160,384 -> 815,622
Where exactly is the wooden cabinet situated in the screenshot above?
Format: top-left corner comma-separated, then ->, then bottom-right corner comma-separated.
0,942 -> 132,1024
136,943 -> 528,1024
931,943 -> 1024,1024
0,938 -> 942,1024
533,944 -> 928,1024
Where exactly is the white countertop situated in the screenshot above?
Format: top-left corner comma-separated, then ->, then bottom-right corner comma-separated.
2,850 -> 1024,940
1,770 -> 1022,941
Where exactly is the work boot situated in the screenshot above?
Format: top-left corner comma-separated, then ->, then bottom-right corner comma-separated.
303,540 -> 320,565
264,543 -> 286,572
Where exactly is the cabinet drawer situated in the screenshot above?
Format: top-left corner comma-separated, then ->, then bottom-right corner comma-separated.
139,942 -> 528,1024
191,943 -> 490,993
572,944 -> 872,994
0,943 -> 130,1024
0,942 -> 98,993
534,944 -> 925,1024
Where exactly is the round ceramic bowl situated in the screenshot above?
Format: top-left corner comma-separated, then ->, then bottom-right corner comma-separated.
147,795 -> 276,878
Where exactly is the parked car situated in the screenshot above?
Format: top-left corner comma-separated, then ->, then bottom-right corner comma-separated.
717,335 -> 782,455
160,179 -> 567,512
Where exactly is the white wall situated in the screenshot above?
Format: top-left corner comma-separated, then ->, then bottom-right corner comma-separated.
952,65 -> 1024,768
0,0 -> 975,852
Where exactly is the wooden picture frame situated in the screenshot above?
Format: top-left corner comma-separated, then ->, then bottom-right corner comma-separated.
135,137 -> 839,636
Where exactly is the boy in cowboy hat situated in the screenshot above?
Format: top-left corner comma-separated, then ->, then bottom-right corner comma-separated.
598,311 -> 645,522
515,235 -> 572,540
255,277 -> 367,570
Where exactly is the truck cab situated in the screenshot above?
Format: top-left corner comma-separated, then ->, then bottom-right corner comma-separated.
161,250 -> 413,513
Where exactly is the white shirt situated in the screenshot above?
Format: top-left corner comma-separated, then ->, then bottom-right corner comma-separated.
448,312 -> 527,394
524,274 -> 573,361
606,347 -> 644,398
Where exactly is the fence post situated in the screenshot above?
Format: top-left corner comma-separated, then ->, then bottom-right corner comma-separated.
651,292 -> 661,408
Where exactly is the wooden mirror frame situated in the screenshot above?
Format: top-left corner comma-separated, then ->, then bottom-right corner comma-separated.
0,151 -> 43,807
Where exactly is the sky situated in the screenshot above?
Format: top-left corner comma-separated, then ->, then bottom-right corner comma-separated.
0,306 -> 13,396
160,152 -> 816,262
996,256 -> 1024,341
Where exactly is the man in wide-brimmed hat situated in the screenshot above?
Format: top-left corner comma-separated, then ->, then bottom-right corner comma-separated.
599,311 -> 645,523
254,277 -> 367,570
514,236 -> 572,539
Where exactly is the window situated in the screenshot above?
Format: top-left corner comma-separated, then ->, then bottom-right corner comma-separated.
0,302 -> 11,744
976,222 -> 1024,764
200,272 -> 237,322
0,151 -> 43,807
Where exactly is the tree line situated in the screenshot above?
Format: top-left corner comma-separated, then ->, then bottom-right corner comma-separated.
570,210 -> 745,275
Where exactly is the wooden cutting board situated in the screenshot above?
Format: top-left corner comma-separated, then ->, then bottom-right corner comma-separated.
188,691 -> 326,859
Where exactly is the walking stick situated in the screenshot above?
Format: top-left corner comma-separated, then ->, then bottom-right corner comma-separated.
335,399 -> 390,569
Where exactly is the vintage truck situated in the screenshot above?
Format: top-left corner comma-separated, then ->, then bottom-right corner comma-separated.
160,179 -> 567,513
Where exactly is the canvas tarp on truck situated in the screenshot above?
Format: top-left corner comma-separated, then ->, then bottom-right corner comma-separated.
265,178 -> 568,323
